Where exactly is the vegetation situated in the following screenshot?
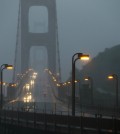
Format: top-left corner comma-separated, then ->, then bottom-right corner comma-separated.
80,44 -> 120,91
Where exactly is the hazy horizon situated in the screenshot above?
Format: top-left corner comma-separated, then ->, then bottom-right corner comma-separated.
0,0 -> 120,82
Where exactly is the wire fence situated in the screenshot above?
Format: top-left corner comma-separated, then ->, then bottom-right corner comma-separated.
2,101 -> 120,117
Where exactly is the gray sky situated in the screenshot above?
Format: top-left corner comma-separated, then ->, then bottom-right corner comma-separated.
0,0 -> 120,82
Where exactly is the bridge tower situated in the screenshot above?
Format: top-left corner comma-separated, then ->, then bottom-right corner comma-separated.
16,0 -> 59,75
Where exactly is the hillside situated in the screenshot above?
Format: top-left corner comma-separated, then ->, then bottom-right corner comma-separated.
79,44 -> 120,93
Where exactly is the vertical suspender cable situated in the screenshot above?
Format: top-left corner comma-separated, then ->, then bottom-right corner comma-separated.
13,0 -> 21,82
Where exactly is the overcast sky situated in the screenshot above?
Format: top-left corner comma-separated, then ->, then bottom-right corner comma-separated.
0,0 -> 120,82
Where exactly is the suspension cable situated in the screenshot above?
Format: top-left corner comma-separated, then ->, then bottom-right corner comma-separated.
13,0 -> 21,82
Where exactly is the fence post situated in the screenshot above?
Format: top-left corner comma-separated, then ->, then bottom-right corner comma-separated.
98,114 -> 102,134
17,102 -> 20,126
67,114 -> 70,134
80,112 -> 84,134
0,109 -> 1,125
113,117 -> 117,134
54,103 -> 56,132
34,102 -> 36,128
44,107 -> 47,130
4,110 -> 7,134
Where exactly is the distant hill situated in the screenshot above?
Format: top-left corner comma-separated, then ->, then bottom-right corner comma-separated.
79,44 -> 120,93
63,44 -> 120,106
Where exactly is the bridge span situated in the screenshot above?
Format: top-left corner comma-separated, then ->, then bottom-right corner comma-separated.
0,0 -> 120,134
1,68 -> 120,134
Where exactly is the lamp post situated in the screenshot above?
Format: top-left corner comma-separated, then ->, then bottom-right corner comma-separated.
0,64 -> 13,110
108,74 -> 118,107
84,76 -> 93,105
72,53 -> 89,116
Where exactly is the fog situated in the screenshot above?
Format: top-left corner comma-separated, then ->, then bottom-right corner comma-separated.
0,0 -> 120,82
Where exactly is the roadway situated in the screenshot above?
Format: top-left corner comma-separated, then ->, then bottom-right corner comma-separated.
4,70 -> 70,114
4,69 -> 119,118
33,70 -> 70,114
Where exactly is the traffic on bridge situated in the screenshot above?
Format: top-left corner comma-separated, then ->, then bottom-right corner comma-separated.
0,0 -> 120,134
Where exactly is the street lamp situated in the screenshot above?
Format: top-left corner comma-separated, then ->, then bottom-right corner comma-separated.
72,53 -> 89,116
84,76 -> 93,105
0,64 -> 13,109
108,74 -> 118,107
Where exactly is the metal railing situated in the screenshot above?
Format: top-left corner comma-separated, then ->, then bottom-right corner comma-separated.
0,108 -> 120,134
2,101 -> 120,117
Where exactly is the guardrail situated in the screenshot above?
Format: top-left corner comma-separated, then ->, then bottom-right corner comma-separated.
0,109 -> 120,134
3,101 -> 120,117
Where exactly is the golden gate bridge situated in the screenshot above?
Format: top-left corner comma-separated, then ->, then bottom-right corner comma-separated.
0,0 -> 120,134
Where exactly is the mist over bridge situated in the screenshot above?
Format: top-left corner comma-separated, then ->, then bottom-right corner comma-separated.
0,0 -> 120,134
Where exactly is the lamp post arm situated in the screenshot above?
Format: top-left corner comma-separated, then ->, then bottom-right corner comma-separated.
0,64 -> 8,69
72,53 -> 83,63
0,64 -> 5,69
